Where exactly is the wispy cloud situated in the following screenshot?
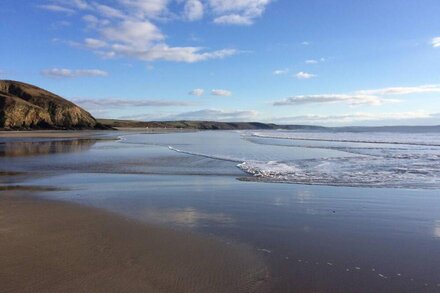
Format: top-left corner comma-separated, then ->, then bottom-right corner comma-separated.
73,98 -> 192,108
357,85 -> 440,96
273,68 -> 289,75
432,37 -> 440,48
121,109 -> 259,121
295,71 -> 316,80
189,88 -> 205,96
38,4 -> 75,13
274,84 -> 440,107
211,89 -> 232,96
41,68 -> 108,78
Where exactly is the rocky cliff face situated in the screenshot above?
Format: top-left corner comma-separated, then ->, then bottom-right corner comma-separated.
0,80 -> 99,130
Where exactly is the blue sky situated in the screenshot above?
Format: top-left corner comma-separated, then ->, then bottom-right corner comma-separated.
1,0 -> 440,125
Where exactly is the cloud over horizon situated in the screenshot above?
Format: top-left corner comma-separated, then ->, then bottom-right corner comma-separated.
271,111 -> 437,125
120,108 -> 259,121
274,84 -> 440,107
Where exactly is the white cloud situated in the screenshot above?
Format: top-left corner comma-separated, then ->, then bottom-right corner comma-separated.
118,0 -> 170,18
432,37 -> 440,48
213,14 -> 253,25
209,0 -> 273,25
73,98 -> 191,108
189,88 -> 205,96
41,68 -> 108,78
357,85 -> 440,96
42,0 -> 240,63
301,41 -> 310,46
274,94 -> 389,106
211,89 -> 232,96
273,69 -> 289,75
295,72 -> 316,79
110,45 -> 237,62
94,3 -> 126,19
38,4 -> 75,13
102,20 -> 164,47
183,0 -> 204,21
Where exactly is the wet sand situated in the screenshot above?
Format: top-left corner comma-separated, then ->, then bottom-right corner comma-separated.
0,131 -> 103,139
0,193 -> 269,293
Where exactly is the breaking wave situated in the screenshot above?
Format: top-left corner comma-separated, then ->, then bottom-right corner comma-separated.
168,131 -> 440,189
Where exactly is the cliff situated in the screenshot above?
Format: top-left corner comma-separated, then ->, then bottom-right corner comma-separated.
0,80 -> 101,130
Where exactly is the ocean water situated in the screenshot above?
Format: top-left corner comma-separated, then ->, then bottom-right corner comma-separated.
3,130 -> 438,189
121,130 -> 440,189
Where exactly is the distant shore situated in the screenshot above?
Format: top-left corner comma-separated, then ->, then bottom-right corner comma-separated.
0,193 -> 269,293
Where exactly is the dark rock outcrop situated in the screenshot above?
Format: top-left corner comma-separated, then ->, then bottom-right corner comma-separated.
0,80 -> 101,130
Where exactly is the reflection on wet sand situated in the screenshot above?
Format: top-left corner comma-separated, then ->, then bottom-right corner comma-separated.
0,185 -> 65,192
434,221 -> 440,238
141,207 -> 234,228
0,139 -> 97,157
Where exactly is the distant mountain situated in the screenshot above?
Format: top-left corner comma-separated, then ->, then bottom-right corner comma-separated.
0,80 -> 105,130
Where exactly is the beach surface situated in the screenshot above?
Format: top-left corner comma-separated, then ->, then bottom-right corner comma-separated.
0,193 -> 268,293
2,130 -> 440,292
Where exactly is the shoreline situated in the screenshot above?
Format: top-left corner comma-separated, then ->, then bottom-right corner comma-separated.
0,192 -> 269,293
0,129 -> 195,139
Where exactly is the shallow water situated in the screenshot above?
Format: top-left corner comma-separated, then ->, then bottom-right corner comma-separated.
1,130 -> 440,292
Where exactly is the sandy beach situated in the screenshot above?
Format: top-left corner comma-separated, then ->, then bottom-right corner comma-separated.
0,193 -> 269,293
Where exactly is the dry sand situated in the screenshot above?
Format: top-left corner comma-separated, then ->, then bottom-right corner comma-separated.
0,193 -> 269,293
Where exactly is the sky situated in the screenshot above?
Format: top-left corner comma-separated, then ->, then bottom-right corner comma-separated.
1,0 -> 440,126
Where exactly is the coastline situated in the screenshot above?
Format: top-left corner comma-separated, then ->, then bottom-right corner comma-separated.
0,130 -> 108,139
0,192 -> 269,293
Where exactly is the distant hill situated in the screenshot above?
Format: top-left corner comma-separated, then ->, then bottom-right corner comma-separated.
0,80 -> 106,130
97,119 -> 326,131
